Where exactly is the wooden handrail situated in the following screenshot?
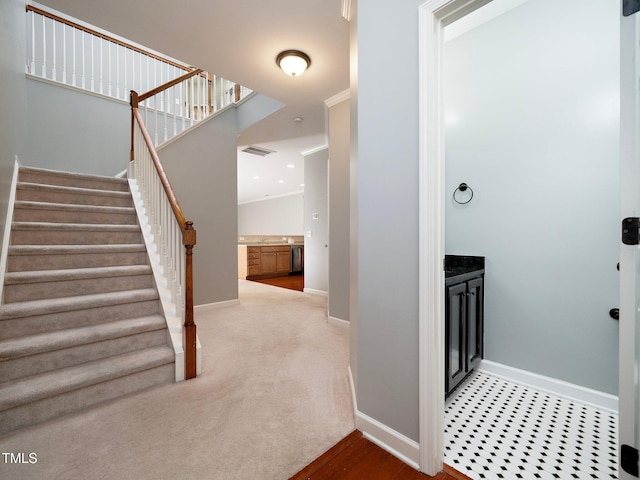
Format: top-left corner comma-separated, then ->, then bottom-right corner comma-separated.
130,90 -> 197,380
27,4 -> 193,72
138,68 -> 204,103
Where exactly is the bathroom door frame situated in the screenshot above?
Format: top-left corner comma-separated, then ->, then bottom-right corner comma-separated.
419,0 -> 639,477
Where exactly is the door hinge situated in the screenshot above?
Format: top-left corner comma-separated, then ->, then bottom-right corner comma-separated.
622,217 -> 640,245
624,0 -> 640,16
622,444 -> 639,477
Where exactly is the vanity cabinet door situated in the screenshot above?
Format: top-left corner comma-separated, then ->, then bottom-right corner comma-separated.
445,273 -> 484,397
446,282 -> 468,395
466,276 -> 484,371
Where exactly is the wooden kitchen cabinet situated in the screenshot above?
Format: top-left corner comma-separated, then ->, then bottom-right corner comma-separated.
244,245 -> 292,279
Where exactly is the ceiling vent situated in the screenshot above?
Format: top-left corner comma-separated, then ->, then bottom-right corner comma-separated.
242,145 -> 275,157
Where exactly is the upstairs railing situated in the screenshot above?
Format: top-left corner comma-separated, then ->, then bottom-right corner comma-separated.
130,84 -> 198,380
26,3 -> 252,147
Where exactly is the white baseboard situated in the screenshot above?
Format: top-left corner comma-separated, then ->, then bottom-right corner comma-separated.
194,299 -> 240,312
348,365 -> 357,414
328,315 -> 349,327
479,360 -> 618,414
303,287 -> 327,297
355,411 -> 420,470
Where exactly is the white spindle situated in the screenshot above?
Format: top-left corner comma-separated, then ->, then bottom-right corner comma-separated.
81,31 -> 85,88
108,42 -> 112,96
41,15 -> 46,78
51,18 -> 57,80
71,26 -> 76,86
30,12 -> 35,74
163,90 -> 168,143
90,35 -> 95,91
99,38 -> 103,93
115,44 -> 119,99
62,24 -> 66,83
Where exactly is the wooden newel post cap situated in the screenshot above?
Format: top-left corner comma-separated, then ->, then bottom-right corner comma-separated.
183,222 -> 196,246
130,90 -> 139,108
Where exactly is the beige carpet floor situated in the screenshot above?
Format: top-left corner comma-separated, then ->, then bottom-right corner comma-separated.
0,280 -> 355,480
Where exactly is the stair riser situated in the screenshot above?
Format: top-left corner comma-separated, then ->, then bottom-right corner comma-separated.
18,171 -> 129,192
10,229 -> 143,245
13,208 -> 138,225
4,274 -> 155,303
17,188 -> 133,207
0,299 -> 160,340
7,251 -> 148,272
0,330 -> 168,383
0,363 -> 174,436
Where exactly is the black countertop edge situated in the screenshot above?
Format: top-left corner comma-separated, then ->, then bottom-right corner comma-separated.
444,255 -> 485,279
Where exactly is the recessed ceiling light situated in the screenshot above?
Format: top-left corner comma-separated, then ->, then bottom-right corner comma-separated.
253,176 -> 260,180
293,117 -> 303,123
278,180 -> 285,184
287,164 -> 295,168
300,183 -> 305,187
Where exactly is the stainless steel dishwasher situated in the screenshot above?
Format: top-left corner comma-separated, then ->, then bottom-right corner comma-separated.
290,245 -> 303,273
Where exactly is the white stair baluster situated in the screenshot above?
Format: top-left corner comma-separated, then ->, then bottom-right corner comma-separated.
41,15 -> 46,78
71,26 -> 76,86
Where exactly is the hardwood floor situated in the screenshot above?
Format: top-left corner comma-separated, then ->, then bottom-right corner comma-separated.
248,273 -> 304,291
289,430 -> 471,480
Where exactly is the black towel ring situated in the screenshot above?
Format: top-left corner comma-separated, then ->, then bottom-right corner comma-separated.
453,183 -> 474,205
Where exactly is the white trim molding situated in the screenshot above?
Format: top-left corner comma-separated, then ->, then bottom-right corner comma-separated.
194,299 -> 241,312
303,287 -> 328,297
324,89 -> 350,108
356,411 -> 421,470
418,0 -> 493,475
479,360 -> 619,414
328,315 -> 349,327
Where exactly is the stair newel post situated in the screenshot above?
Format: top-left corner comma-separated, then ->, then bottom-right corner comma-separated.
183,221 -> 197,380
130,90 -> 139,162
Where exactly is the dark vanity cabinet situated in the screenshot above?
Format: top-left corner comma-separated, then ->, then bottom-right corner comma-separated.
445,256 -> 484,397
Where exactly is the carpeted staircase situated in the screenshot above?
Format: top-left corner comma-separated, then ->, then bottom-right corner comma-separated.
0,166 -> 175,435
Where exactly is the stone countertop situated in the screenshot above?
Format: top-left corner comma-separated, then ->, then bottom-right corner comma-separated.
444,255 -> 485,279
238,243 -> 304,247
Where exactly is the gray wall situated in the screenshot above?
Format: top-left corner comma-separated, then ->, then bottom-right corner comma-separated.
444,0 -> 619,394
238,194 -> 304,236
24,79 -> 130,176
159,110 -> 239,306
328,98 -> 350,322
356,0 -> 423,442
304,148 -> 329,294
0,0 -> 27,248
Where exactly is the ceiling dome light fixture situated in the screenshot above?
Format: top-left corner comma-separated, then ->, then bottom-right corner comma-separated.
276,50 -> 311,77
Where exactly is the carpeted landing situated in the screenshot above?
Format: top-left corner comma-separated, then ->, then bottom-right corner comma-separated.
0,280 -> 354,480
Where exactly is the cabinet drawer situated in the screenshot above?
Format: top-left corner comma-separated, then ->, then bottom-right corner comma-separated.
248,266 -> 261,275
261,246 -> 290,252
248,253 -> 260,260
248,247 -> 261,253
248,259 -> 260,266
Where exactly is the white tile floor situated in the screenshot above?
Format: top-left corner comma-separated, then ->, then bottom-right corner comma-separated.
444,371 -> 618,480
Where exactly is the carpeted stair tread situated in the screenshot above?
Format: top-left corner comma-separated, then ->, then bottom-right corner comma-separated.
0,346 -> 174,412
18,166 -> 129,191
0,288 -> 159,321
17,182 -> 132,199
8,244 -> 147,256
11,221 -> 141,232
5,265 -> 152,285
0,315 -> 166,361
14,200 -> 136,215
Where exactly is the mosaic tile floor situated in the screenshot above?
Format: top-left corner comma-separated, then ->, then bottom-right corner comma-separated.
444,371 -> 618,480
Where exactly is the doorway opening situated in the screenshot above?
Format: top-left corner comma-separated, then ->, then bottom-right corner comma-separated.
419,0 -> 620,476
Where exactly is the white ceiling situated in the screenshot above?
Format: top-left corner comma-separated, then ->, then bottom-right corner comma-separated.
36,0 -> 350,204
